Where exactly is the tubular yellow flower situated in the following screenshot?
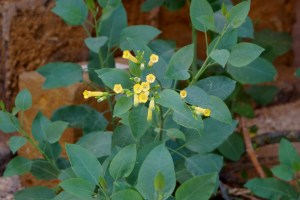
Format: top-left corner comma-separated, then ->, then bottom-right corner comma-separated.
133,83 -> 142,94
180,90 -> 187,99
147,98 -> 155,121
141,82 -> 150,92
194,107 -> 211,117
147,108 -> 153,122
113,84 -> 124,94
148,54 -> 159,67
83,90 -> 104,99
138,92 -> 149,103
146,74 -> 156,83
122,50 -> 138,63
134,93 -> 139,107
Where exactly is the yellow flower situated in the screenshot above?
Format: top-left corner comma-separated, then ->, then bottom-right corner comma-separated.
138,92 -> 149,103
141,82 -> 150,92
134,93 -> 139,107
122,50 -> 138,63
194,107 -> 211,117
133,83 -> 142,94
83,90 -> 104,99
148,54 -> 159,67
147,108 -> 153,122
147,98 -> 155,121
113,84 -> 124,94
180,90 -> 187,99
146,74 -> 156,83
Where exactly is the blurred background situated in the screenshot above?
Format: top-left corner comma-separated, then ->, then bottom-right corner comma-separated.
0,0 -> 300,199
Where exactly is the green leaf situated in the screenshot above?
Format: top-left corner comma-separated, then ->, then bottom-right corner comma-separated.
129,106 -> 151,139
190,0 -> 215,32
166,44 -> 194,80
245,178 -> 298,200
109,144 -> 136,180
246,85 -> 278,106
52,0 -> 88,26
237,17 -> 254,39
98,4 -> 127,49
210,49 -> 230,67
163,0 -> 185,11
58,168 -> 77,181
127,142 -> 160,184
84,37 -> 108,53
253,29 -> 292,61
166,128 -> 186,141
154,172 -> 165,192
37,62 -> 83,89
175,173 -> 218,200
185,119 -> 237,153
197,76 -> 236,100
271,165 -> 294,181
8,136 -> 27,154
30,160 -> 60,180
97,0 -> 121,8
32,112 -> 50,142
0,111 -> 19,133
96,68 -> 132,89
86,0 -> 96,11
141,0 -> 165,11
173,105 -> 203,133
111,189 -> 143,200
203,95 -> 232,124
15,89 -> 32,111
185,85 -> 210,106
232,102 -> 254,118
15,187 -> 55,200
208,30 -> 237,54
228,0 -> 250,28
76,131 -> 112,158
113,96 -> 133,117
157,89 -> 184,111
279,139 -> 300,171
39,141 -> 62,160
120,25 -> 161,50
136,145 -> 176,200
60,178 -> 95,199
53,192 -> 86,200
228,43 -> 265,67
185,154 -> 223,176
66,144 -> 103,185
4,156 -> 32,176
218,133 -> 245,161
51,105 -> 108,134
45,121 -> 69,143
227,58 -> 277,84
112,125 -> 136,147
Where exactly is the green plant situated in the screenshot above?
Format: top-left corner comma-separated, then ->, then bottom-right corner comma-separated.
0,0 -> 294,199
245,139 -> 300,200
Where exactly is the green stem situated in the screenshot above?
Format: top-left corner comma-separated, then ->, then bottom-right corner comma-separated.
191,26 -> 198,76
167,147 -> 187,159
189,26 -> 228,85
19,127 -> 54,165
93,12 -> 115,129
158,106 -> 164,141
81,23 -> 91,37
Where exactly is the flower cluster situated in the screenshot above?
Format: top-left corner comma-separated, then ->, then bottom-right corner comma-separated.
83,50 -> 211,122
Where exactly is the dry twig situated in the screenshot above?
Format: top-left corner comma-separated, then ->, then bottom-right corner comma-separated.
240,117 -> 266,178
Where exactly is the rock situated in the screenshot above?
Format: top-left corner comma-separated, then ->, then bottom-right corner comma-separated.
0,0 -> 88,109
0,176 -> 22,200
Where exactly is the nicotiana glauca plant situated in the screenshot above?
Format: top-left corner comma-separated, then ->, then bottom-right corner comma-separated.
0,0 -> 296,199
